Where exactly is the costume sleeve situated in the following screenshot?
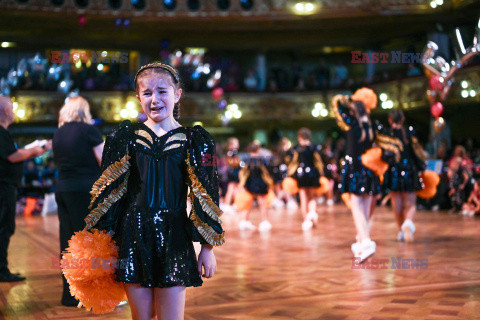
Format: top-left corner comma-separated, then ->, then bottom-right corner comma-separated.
84,120 -> 133,232
407,126 -> 427,171
373,121 -> 403,164
313,144 -> 325,176
331,95 -> 354,131
186,126 -> 225,246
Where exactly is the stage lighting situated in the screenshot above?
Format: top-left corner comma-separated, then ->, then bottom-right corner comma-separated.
75,0 -> 88,8
131,0 -> 145,10
240,0 -> 253,10
217,0 -> 230,10
163,0 -> 176,11
187,0 -> 200,11
108,0 -> 122,9
51,0 -> 65,6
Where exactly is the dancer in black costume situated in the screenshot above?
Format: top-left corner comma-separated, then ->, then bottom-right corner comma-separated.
84,62 -> 224,319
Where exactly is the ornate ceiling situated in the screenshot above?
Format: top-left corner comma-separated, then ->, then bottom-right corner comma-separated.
0,0 -> 478,51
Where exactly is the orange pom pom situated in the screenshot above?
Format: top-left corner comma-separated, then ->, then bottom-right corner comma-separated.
282,177 -> 299,195
264,189 -> 276,207
361,147 -> 388,183
316,177 -> 330,195
69,277 -> 126,314
416,170 -> 440,199
351,87 -> 377,111
234,190 -> 254,211
61,229 -> 126,314
341,193 -> 351,209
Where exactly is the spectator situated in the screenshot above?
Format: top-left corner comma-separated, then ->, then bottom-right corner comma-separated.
0,96 -> 51,282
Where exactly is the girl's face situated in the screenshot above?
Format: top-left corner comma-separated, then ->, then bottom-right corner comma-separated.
136,74 -> 182,124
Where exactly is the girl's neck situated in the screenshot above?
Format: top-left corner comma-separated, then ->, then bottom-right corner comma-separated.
391,123 -> 403,130
144,117 -> 181,136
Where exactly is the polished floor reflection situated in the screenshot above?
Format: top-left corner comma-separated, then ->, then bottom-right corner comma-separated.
1,204 -> 479,319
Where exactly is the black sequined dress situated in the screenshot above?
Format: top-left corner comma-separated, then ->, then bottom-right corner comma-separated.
241,156 -> 273,195
382,126 -> 426,193
333,100 -> 380,196
226,150 -> 240,183
289,145 -> 324,188
85,121 -> 224,288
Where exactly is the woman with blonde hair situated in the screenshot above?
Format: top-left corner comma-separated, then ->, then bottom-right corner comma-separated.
52,95 -> 104,306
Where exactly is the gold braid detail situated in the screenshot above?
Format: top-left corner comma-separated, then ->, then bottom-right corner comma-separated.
331,95 -> 351,131
89,155 -> 131,209
376,133 -> 404,151
375,140 -> 401,162
287,151 -> 299,176
411,136 -> 427,161
313,151 -> 325,175
84,171 -> 130,230
188,190 -> 225,246
185,151 -> 223,224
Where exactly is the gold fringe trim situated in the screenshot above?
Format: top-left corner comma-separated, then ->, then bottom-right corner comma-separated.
287,151 -> 299,176
136,139 -> 151,149
375,140 -> 401,162
411,136 -> 427,161
185,151 -> 223,224
331,95 -> 351,131
84,171 -> 130,230
238,166 -> 249,187
260,165 -> 274,188
376,133 -> 404,151
89,155 -> 131,209
313,151 -> 325,175
188,191 -> 225,246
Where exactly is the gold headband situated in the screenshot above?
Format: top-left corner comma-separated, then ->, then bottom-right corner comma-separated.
134,62 -> 180,86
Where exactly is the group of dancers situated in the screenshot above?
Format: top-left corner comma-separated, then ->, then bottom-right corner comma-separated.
219,88 -> 428,263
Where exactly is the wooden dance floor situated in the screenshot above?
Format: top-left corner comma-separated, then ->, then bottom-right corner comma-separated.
1,204 -> 480,320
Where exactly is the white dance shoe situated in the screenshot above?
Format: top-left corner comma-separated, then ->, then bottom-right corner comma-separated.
401,219 -> 416,242
258,220 -> 272,232
286,200 -> 299,210
272,198 -> 285,209
397,231 -> 405,242
238,220 -> 256,230
306,211 -> 318,221
302,219 -> 313,230
352,238 -> 376,263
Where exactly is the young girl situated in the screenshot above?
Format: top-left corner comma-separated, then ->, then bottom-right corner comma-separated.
84,62 -> 224,319
381,109 -> 426,242
237,141 -> 274,231
288,128 -> 324,230
331,91 -> 379,262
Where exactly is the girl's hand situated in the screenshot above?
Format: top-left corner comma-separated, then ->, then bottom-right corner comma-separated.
198,244 -> 216,278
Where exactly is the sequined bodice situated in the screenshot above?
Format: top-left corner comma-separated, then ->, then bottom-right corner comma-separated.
133,125 -> 189,210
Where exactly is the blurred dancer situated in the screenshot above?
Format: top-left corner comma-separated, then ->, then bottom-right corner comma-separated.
238,141 -> 274,231
221,137 -> 241,213
381,109 -> 426,242
332,91 -> 379,262
288,128 -> 324,230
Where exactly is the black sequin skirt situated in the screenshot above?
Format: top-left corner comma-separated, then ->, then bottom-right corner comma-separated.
292,166 -> 320,188
384,160 -> 423,192
340,156 -> 380,196
114,205 -> 202,288
245,173 -> 269,195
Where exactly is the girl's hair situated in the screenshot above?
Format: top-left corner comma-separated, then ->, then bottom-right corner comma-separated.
388,109 -> 408,144
350,100 -> 373,142
297,127 -> 312,141
58,96 -> 92,128
134,62 -> 182,120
